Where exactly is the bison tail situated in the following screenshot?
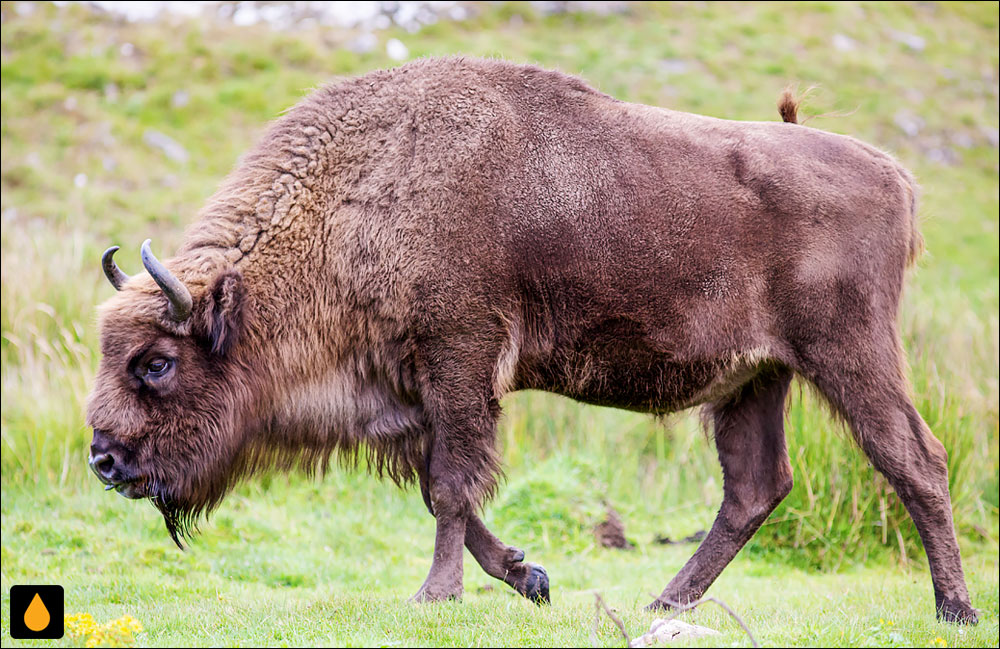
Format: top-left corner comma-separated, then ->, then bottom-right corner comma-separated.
777,84 -> 820,125
907,218 -> 925,267
778,87 -> 800,124
902,169 -> 925,267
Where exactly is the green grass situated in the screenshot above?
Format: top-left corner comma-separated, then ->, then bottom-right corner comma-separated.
1,479 -> 997,647
1,1 -> 998,646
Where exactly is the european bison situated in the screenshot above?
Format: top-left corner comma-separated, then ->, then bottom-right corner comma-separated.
87,57 -> 976,623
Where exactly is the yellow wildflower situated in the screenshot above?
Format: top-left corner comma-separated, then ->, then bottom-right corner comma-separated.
64,612 -> 143,647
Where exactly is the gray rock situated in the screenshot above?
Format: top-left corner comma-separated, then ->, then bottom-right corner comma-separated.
533,1 -> 628,16
631,619 -> 720,647
659,59 -> 691,75
832,33 -> 857,52
894,110 -> 924,137
386,38 -> 409,62
924,146 -> 960,166
981,126 -> 999,148
950,132 -> 974,149
888,29 -> 926,52
143,129 -> 189,163
348,32 -> 377,54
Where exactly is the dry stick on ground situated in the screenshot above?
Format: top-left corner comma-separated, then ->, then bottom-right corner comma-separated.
592,592 -> 759,648
654,595 -> 759,648
593,592 -> 632,646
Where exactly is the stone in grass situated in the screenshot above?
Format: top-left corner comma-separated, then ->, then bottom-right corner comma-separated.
143,129 -> 189,164
630,618 -> 721,647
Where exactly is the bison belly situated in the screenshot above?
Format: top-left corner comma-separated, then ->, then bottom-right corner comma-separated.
513,315 -> 755,414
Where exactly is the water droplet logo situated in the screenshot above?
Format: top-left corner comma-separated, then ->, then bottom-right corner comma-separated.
24,593 -> 50,632
9,584 -> 64,639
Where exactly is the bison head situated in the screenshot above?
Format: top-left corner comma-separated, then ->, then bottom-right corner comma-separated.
87,241 -> 254,547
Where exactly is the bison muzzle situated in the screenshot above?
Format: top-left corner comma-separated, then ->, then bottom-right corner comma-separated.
86,57 -> 977,623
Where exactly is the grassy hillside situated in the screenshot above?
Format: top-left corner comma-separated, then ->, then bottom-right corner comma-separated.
1,1 -> 997,646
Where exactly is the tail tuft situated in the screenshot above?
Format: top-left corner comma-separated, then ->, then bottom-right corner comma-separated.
778,87 -> 800,124
901,169 -> 925,267
778,87 -> 802,124
778,85 -> 820,124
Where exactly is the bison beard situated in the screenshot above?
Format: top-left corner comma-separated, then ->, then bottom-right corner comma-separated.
152,487 -> 194,550
87,57 -> 976,623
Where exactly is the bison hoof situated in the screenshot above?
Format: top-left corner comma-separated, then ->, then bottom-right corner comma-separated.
937,598 -> 978,625
514,563 -> 550,605
409,583 -> 463,603
645,594 -> 695,612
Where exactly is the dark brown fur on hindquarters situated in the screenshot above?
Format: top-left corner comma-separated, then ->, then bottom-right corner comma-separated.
796,336 -> 978,625
85,57 -> 971,621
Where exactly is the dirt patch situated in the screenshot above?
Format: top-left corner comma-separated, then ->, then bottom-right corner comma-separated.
595,506 -> 634,550
653,530 -> 706,545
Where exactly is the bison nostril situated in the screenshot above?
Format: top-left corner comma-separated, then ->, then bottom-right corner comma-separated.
90,452 -> 115,478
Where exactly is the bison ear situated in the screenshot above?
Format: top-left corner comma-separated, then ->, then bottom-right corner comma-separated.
201,270 -> 245,356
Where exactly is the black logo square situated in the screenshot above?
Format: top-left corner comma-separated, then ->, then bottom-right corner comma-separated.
9,585 -> 64,639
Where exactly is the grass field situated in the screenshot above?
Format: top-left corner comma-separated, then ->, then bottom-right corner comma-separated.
1,1 -> 998,646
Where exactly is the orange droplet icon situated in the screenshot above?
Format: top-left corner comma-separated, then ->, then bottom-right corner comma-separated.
24,592 -> 51,632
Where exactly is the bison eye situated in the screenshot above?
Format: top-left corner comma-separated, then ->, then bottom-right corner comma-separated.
146,357 -> 172,377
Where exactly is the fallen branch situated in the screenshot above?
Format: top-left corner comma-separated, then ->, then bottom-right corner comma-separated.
592,591 -> 758,648
651,595 -> 759,648
593,592 -> 632,646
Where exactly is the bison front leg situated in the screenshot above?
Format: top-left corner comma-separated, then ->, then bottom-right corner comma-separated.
651,366 -> 794,610
410,459 -> 468,603
417,446 -> 548,603
410,341 -> 504,603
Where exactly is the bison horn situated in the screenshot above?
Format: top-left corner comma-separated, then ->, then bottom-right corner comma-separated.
102,246 -> 131,290
141,239 -> 192,322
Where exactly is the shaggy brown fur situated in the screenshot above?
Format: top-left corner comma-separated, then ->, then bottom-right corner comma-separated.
87,57 -> 973,622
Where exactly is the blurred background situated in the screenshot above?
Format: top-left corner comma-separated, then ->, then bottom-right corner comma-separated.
1,2 -> 997,646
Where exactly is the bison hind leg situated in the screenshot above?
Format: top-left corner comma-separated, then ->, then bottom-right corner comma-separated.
798,336 -> 977,624
650,364 -> 794,609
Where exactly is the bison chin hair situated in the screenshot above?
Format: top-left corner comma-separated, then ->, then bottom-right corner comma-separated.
149,439 -> 437,548
144,442 -> 248,549
150,485 -> 200,550
143,436 -> 344,549
147,470 -> 233,550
